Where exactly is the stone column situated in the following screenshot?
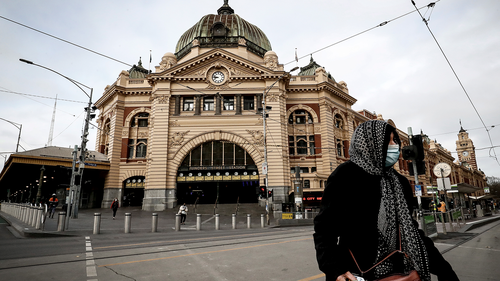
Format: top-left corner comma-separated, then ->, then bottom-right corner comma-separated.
143,91 -> 171,211
102,100 -> 126,208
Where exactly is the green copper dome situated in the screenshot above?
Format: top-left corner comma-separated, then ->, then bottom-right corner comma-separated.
175,1 -> 272,59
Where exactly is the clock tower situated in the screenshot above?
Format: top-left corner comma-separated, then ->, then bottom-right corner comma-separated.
456,126 -> 477,170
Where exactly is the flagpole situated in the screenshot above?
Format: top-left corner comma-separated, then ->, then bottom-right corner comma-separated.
149,50 -> 152,73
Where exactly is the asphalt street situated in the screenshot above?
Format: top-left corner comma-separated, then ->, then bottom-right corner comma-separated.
1,206 -> 500,281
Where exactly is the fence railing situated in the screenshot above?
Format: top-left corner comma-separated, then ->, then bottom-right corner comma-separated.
1,202 -> 48,230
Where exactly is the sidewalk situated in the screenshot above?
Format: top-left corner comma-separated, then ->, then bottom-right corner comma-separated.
2,205 -> 499,239
0,204 -> 277,238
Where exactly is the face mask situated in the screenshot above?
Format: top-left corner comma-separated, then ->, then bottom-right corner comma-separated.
385,144 -> 400,167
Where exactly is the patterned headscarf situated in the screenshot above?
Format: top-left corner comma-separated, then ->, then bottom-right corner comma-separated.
349,120 -> 430,281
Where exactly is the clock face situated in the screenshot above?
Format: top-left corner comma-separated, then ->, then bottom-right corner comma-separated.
433,162 -> 451,177
212,71 -> 225,83
462,151 -> 469,157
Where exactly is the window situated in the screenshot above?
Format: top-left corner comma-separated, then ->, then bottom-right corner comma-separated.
309,135 -> 315,155
243,96 -> 254,110
304,180 -> 310,189
223,96 -> 234,110
289,135 -> 315,156
180,141 -> 254,167
183,97 -> 194,111
336,139 -> 344,157
128,139 -> 147,158
289,110 -> 314,124
203,97 -> 214,111
130,112 -> 149,127
311,167 -> 317,173
136,139 -> 147,158
334,114 -> 344,129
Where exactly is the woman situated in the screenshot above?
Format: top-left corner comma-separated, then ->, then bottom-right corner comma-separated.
314,120 -> 459,281
111,198 -> 119,220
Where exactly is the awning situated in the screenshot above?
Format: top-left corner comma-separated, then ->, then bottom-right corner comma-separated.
457,183 -> 481,194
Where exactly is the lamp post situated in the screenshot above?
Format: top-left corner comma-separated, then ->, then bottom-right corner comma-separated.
259,66 -> 299,224
20,59 -> 95,222
0,118 -> 23,152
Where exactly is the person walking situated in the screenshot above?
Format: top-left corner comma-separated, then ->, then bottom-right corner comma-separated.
178,203 -> 188,224
111,198 -> 119,220
314,120 -> 459,281
48,193 -> 59,218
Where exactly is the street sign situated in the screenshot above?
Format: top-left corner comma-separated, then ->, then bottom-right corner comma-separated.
415,185 -> 422,196
262,162 -> 268,175
437,177 -> 451,190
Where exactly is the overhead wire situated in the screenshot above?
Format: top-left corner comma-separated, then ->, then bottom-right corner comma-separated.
283,1 -> 441,66
410,0 -> 500,167
0,15 -> 132,67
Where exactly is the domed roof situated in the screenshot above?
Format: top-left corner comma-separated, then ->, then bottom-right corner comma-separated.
128,58 -> 149,79
175,1 -> 272,59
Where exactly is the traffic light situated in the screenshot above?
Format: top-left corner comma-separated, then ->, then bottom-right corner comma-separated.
267,189 -> 273,198
402,135 -> 424,161
403,135 -> 426,175
259,186 -> 266,198
408,161 -> 426,176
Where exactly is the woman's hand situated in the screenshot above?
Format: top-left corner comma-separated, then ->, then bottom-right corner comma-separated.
336,271 -> 357,281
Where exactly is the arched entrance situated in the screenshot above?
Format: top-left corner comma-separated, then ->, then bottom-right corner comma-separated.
123,176 -> 145,206
176,140 -> 260,204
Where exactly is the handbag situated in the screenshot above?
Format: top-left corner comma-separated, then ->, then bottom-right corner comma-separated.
348,228 -> 421,281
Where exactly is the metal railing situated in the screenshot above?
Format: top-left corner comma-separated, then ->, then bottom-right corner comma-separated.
0,202 -> 48,230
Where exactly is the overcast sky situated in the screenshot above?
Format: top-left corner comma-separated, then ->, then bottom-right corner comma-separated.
1,0 -> 499,179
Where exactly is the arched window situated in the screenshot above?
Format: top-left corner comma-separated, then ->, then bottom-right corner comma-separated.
336,138 -> 344,157
288,109 -> 315,156
334,114 -> 344,129
288,110 -> 314,124
100,119 -> 111,155
180,141 -> 255,167
128,112 -> 149,159
130,112 -> 149,127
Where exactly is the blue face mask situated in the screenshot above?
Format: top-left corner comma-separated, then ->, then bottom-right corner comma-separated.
385,144 -> 400,167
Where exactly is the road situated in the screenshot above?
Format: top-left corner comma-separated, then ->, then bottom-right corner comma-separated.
0,222 -> 499,281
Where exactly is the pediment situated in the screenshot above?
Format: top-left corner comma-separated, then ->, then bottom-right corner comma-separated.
149,49 -> 279,84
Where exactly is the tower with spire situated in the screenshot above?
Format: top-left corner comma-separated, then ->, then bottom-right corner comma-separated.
456,123 -> 478,170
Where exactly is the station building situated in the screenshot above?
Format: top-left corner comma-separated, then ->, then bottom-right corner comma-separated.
91,1 -> 488,211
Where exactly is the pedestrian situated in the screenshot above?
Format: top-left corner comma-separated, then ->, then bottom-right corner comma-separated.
313,120 -> 459,281
178,203 -> 188,224
48,193 -> 59,218
111,198 -> 119,220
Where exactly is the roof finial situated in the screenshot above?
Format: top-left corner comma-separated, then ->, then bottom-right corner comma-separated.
218,0 -> 234,15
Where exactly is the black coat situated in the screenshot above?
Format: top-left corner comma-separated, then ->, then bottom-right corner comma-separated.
313,161 -> 459,281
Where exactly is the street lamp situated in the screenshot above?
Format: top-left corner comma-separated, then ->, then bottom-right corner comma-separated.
259,66 -> 299,224
0,118 -> 23,152
20,58 -> 96,222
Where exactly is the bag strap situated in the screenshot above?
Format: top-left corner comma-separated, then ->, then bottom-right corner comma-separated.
348,227 -> 409,275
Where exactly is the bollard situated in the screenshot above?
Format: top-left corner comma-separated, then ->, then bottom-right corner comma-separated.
215,214 -> 220,230
196,214 -> 201,231
21,206 -> 27,223
261,214 -> 265,228
175,214 -> 181,231
232,213 -> 237,229
35,207 -> 42,229
29,206 -> 35,226
152,213 -> 158,233
57,212 -> 66,232
305,209 -> 309,219
93,213 -> 101,235
124,213 -> 131,233
440,213 -> 447,235
247,214 -> 251,229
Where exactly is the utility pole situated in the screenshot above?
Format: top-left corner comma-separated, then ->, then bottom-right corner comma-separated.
407,127 -> 426,235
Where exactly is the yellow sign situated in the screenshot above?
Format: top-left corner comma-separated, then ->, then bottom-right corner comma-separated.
282,213 -> 293,219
